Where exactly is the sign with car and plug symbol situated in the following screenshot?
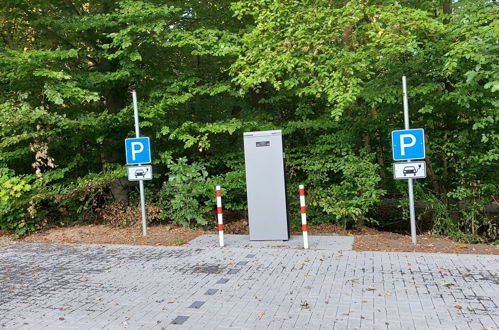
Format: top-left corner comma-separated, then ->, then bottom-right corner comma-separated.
127,165 -> 152,181
393,161 -> 426,179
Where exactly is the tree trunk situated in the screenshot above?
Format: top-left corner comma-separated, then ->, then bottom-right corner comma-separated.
101,89 -> 130,203
370,107 -> 387,182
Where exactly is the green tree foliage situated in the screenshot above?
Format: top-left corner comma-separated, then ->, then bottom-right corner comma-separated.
0,0 -> 497,241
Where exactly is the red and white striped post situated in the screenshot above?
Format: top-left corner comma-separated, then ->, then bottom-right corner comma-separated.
299,185 -> 308,249
216,186 -> 224,247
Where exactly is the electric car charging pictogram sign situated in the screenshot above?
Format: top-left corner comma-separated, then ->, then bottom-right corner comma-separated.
125,137 -> 151,165
391,128 -> 425,160
393,161 -> 426,179
127,165 -> 152,181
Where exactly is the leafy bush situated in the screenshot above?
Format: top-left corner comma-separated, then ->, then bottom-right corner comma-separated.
0,168 -> 38,236
51,167 -> 126,223
0,166 -> 129,236
159,158 -> 212,227
447,182 -> 498,242
211,160 -> 248,212
304,153 -> 385,228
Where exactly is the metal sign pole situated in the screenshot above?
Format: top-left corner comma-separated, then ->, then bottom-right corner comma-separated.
132,90 -> 147,236
402,76 -> 417,245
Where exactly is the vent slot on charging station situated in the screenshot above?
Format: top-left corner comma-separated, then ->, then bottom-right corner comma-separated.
256,141 -> 270,147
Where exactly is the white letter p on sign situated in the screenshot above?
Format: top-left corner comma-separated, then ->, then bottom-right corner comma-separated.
400,134 -> 416,156
131,142 -> 144,160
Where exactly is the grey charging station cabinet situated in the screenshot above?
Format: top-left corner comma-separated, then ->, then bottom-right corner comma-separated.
243,130 -> 289,240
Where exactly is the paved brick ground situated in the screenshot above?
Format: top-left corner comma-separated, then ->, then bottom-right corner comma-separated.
0,237 -> 497,330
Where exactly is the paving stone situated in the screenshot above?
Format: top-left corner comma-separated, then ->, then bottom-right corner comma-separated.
204,289 -> 218,295
188,301 -> 205,309
227,268 -> 240,274
170,315 -> 189,325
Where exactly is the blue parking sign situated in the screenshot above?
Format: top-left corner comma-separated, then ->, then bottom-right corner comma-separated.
392,129 -> 425,160
125,137 -> 151,164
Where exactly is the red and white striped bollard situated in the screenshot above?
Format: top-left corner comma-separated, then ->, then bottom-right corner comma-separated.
299,185 -> 308,249
216,185 -> 224,247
